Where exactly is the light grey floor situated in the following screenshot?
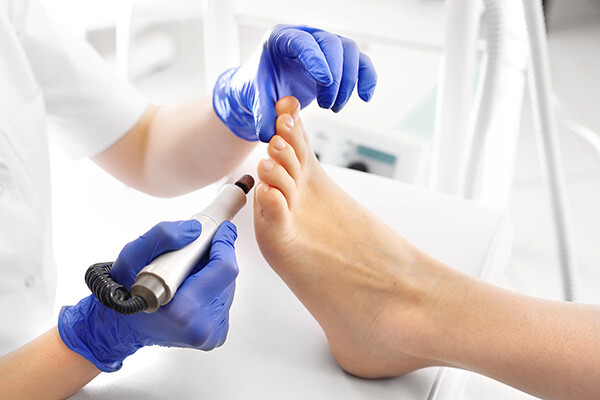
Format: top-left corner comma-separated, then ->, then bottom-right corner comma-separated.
49,4 -> 599,399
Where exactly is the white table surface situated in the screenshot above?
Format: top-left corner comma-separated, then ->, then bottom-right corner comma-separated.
66,153 -> 510,399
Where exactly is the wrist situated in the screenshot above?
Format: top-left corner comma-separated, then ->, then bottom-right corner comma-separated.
212,67 -> 258,141
58,295 -> 141,372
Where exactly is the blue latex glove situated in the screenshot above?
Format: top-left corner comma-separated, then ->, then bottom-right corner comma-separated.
213,24 -> 378,142
58,220 -> 239,372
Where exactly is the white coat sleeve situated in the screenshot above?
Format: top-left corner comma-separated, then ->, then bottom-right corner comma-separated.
11,0 -> 149,159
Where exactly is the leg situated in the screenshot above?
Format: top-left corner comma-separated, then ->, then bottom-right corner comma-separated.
254,98 -> 600,398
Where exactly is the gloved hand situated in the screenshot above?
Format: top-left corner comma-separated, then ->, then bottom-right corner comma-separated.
213,24 -> 378,142
58,220 -> 239,372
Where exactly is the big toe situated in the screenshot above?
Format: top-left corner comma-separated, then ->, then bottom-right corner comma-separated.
275,113 -> 312,166
275,96 -> 301,118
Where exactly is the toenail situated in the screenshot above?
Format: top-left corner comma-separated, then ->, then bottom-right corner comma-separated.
262,159 -> 274,171
285,115 -> 295,129
274,138 -> 286,150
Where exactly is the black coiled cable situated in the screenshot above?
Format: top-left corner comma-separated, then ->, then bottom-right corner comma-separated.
85,262 -> 148,315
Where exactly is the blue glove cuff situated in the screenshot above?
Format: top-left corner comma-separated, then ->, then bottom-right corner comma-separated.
212,67 -> 259,142
58,296 -> 141,373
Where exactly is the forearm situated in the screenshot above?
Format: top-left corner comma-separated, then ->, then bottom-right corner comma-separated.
419,265 -> 600,399
93,23 -> 376,197
94,96 -> 256,197
0,327 -> 100,399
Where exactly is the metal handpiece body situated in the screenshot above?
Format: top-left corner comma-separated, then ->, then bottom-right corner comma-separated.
130,182 -> 249,312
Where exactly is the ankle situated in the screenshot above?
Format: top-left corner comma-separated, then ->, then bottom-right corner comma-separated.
383,251 -> 458,362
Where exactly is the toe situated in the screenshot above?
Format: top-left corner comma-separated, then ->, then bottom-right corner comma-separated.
275,113 -> 309,165
254,183 -> 288,222
267,135 -> 301,180
275,96 -> 301,118
257,159 -> 295,206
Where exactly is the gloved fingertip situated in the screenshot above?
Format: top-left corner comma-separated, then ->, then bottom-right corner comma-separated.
317,95 -> 334,110
316,71 -> 333,87
258,128 -> 275,143
221,221 -> 238,239
366,89 -> 375,102
190,219 -> 202,232
359,86 -> 376,102
173,220 -> 203,242
331,97 -> 349,113
206,224 -> 238,262
357,52 -> 377,102
303,57 -> 333,87
152,221 -> 202,252
215,319 -> 229,348
178,219 -> 202,232
254,108 -> 276,143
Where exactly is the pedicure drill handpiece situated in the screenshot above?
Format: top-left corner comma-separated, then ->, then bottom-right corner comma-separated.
128,174 -> 255,312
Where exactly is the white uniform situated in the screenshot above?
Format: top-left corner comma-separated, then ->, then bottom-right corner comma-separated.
0,0 -> 147,353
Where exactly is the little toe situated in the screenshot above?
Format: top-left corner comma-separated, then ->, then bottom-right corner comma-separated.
257,159 -> 296,206
254,183 -> 288,223
267,135 -> 301,180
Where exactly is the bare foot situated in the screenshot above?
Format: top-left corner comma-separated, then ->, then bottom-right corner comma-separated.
253,96 -> 445,378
